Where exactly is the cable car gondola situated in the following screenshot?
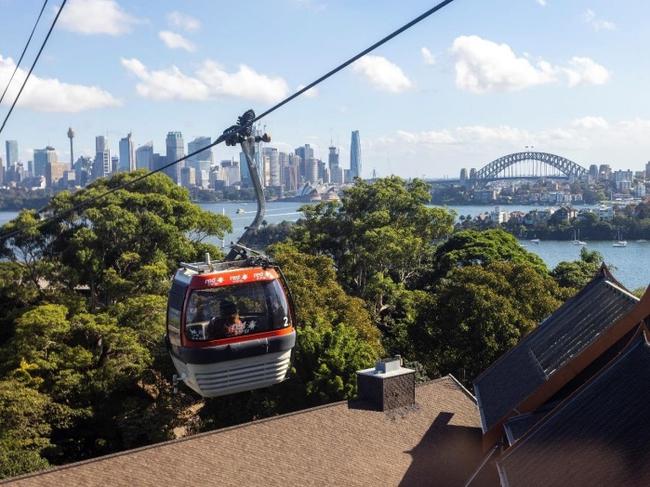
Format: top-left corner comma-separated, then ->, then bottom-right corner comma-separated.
166,111 -> 296,397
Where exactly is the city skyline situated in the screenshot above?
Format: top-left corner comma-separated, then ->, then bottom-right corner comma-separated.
1,1 -> 650,177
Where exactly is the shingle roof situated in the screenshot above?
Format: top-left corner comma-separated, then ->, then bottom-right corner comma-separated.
498,329 -> 650,487
3,376 -> 494,487
473,267 -> 638,434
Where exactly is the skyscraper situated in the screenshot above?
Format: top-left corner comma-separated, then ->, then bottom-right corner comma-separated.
135,143 -> 153,171
646,161 -> 650,179
239,151 -> 252,187
5,140 -> 18,169
350,130 -> 361,180
34,146 -> 57,178
328,146 -> 341,184
118,133 -> 134,172
93,136 -> 110,180
165,131 -> 184,184
262,147 -> 280,187
188,136 -> 213,173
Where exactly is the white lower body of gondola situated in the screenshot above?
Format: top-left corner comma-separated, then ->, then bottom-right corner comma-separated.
172,349 -> 292,397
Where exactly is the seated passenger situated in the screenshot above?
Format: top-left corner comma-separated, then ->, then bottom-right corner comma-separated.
207,300 -> 245,339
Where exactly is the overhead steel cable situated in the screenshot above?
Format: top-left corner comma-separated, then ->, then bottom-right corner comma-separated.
0,0 -> 67,137
0,0 -> 458,243
0,0 -> 49,107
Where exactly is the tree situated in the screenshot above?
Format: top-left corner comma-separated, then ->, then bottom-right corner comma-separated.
292,177 -> 454,299
432,229 -> 547,279
551,248 -> 604,291
1,171 -> 231,309
0,381 -> 54,478
411,261 -> 562,382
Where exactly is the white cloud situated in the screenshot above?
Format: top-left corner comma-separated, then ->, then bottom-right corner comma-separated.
159,31 -> 196,52
297,84 -> 319,98
451,35 -> 610,93
421,47 -> 436,65
564,57 -> 610,87
58,0 -> 139,36
167,11 -> 200,32
583,9 -> 616,31
536,0 -> 547,6
571,116 -> 609,129
121,58 -> 289,103
0,54 -> 120,112
452,36 -> 556,93
352,55 -> 412,93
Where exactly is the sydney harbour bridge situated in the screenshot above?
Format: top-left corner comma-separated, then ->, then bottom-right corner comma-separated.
431,151 -> 589,185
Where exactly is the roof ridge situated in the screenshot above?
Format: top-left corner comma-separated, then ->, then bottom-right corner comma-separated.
473,271 -> 609,385
499,323 -> 650,463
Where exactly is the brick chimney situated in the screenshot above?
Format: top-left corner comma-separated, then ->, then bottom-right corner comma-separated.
356,356 -> 415,411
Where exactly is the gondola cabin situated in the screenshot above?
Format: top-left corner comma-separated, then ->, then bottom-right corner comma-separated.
166,256 -> 296,397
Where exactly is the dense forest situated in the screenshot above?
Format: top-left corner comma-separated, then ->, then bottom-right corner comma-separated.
0,172 -> 614,479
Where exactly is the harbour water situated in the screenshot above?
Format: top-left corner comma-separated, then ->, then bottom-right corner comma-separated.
2,202 -> 648,290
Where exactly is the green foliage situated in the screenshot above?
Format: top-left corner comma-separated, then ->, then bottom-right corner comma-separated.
411,262 -> 562,381
292,177 -> 454,299
2,171 -> 231,309
269,242 -> 382,353
291,323 -> 377,402
432,229 -> 547,278
0,381 -> 53,478
551,248 -> 604,291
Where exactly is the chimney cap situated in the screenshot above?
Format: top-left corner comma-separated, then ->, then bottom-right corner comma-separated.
357,356 -> 414,379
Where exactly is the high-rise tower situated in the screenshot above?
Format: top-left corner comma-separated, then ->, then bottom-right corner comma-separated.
165,131 -> 184,184
67,128 -> 74,167
118,132 -> 134,172
5,140 -> 18,169
328,145 -> 341,184
350,130 -> 361,180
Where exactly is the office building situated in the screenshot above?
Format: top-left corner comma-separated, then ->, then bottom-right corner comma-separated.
165,131 -> 184,184
646,161 -> 650,179
34,146 -> 57,178
180,166 -> 197,188
118,133 -> 134,172
111,156 -> 119,174
188,136 -> 213,172
350,130 -> 361,180
239,151 -> 252,187
220,160 -> 241,187
328,146 -> 341,184
135,142 -> 153,171
262,147 -> 280,187
92,136 -> 110,180
46,160 -> 68,188
5,140 -> 18,169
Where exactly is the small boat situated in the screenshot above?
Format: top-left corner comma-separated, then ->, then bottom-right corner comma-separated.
531,238 -> 540,244
613,230 -> 627,247
236,208 -> 246,214
637,239 -> 648,243
571,229 -> 587,246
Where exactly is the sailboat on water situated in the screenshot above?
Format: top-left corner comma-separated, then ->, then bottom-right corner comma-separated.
571,228 -> 587,246
613,229 -> 627,247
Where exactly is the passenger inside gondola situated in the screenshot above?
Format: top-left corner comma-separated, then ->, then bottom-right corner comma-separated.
184,281 -> 290,341
208,300 -> 245,339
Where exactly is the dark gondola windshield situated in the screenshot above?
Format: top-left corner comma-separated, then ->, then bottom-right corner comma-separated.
185,280 -> 291,341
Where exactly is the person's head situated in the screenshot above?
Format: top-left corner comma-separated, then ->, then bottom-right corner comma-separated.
220,300 -> 238,318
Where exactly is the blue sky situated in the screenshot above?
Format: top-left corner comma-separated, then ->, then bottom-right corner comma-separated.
1,0 -> 649,177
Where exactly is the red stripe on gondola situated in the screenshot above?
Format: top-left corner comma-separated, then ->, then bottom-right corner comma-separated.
181,325 -> 294,349
189,267 -> 279,289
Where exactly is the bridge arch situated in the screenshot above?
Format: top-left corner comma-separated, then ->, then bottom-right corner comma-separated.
475,151 -> 587,180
